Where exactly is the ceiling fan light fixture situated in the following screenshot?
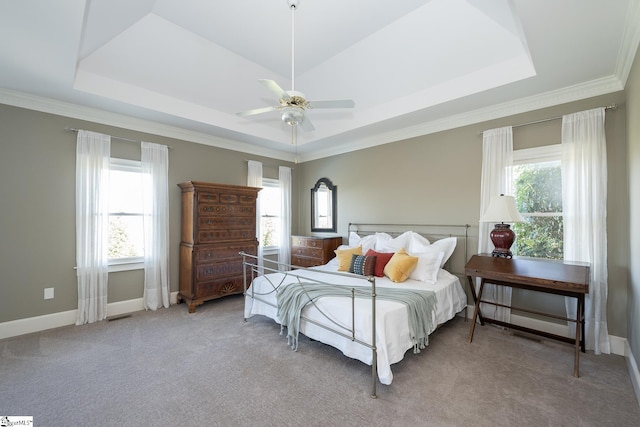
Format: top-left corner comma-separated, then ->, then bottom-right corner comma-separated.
236,0 -> 353,133
281,107 -> 304,127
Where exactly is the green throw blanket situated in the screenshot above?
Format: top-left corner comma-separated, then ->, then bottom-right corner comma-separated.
276,282 -> 437,353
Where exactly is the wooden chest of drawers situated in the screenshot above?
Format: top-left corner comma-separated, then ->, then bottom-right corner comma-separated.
178,181 -> 260,313
291,235 -> 343,268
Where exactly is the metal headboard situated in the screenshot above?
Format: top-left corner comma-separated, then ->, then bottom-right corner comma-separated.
347,222 -> 470,278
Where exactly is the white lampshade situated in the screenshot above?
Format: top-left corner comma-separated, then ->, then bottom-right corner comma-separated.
481,194 -> 525,223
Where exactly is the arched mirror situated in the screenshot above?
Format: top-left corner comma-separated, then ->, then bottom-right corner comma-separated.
311,178 -> 337,232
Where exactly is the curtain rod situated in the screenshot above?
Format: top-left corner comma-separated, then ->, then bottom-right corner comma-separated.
244,159 -> 294,169
480,104 -> 618,135
65,127 -> 173,149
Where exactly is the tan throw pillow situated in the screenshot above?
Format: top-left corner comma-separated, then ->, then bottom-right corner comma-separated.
383,248 -> 419,283
334,246 -> 363,271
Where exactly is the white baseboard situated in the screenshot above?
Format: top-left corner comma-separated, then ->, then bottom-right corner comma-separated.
0,292 -> 179,340
625,341 -> 640,407
510,312 -> 571,339
462,305 -> 640,404
462,304 -> 626,356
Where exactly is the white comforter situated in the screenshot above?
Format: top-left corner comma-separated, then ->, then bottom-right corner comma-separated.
244,264 -> 467,385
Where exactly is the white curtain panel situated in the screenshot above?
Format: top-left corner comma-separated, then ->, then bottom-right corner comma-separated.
75,130 -> 110,325
561,108 -> 610,354
247,161 -> 263,271
141,142 -> 170,310
278,166 -> 292,271
478,126 -> 514,323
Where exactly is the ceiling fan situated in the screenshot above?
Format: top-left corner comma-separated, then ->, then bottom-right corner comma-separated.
237,0 -> 355,132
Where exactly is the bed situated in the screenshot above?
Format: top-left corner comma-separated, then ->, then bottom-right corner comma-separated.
242,223 -> 469,397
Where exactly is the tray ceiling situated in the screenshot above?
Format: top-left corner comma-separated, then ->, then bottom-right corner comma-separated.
0,0 -> 638,162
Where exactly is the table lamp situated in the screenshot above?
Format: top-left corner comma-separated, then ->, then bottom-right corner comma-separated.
481,194 -> 525,258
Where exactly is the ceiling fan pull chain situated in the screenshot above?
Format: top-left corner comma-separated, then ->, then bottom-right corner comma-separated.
292,126 -> 299,164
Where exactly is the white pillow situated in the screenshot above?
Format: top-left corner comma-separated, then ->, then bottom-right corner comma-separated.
408,232 -> 430,252
360,235 -> 377,253
380,231 -> 413,252
408,246 -> 445,284
430,237 -> 457,268
374,232 -> 393,250
348,231 -> 361,248
348,232 -> 377,253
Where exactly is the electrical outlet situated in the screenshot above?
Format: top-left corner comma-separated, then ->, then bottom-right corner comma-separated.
44,287 -> 54,299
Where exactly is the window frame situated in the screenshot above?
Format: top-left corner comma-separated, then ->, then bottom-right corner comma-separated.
108,157 -> 144,272
512,144 -> 562,222
513,144 -> 561,166
260,178 -> 281,255
512,144 -> 563,259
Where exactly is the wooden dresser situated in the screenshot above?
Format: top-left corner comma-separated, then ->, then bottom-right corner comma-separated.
178,181 -> 260,313
291,235 -> 343,267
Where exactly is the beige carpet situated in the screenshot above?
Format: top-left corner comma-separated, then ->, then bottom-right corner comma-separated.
1,295 -> 638,426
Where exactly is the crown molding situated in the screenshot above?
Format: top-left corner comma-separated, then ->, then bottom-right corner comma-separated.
302,76 -> 624,162
615,0 -> 640,85
0,88 -> 295,162
0,72 -> 625,165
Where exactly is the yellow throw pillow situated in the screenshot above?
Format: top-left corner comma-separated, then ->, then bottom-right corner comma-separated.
383,248 -> 419,283
335,246 -> 363,271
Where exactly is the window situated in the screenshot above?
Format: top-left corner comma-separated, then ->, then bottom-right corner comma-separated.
512,145 -> 563,259
260,178 -> 282,252
108,158 -> 144,269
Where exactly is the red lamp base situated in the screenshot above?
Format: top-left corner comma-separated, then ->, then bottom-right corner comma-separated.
490,223 -> 515,258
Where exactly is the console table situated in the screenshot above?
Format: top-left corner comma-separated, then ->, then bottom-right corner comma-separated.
465,254 -> 590,377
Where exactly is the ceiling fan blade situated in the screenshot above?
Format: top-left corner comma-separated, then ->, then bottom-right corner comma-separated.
258,79 -> 290,101
300,115 -> 315,132
237,106 -> 278,117
307,99 -> 355,109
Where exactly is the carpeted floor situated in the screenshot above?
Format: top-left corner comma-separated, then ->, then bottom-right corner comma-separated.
1,295 -> 638,426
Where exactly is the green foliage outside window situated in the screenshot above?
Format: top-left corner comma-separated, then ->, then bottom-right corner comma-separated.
512,163 -> 563,260
262,217 -> 277,247
109,216 -> 139,259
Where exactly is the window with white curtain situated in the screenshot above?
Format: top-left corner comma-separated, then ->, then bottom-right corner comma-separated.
108,158 -> 144,270
512,144 -> 563,259
260,178 -> 282,253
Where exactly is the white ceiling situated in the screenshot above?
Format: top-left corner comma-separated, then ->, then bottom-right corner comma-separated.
1,0 -> 639,162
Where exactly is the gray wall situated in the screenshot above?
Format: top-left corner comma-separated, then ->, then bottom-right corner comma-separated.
627,39 -> 640,371
296,92 -> 629,338
0,87 -> 632,343
0,105 -> 296,323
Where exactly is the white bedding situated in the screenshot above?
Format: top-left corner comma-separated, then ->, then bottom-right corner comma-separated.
244,263 -> 467,385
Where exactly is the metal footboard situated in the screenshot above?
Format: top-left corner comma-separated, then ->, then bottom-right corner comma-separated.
240,251 -> 379,398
